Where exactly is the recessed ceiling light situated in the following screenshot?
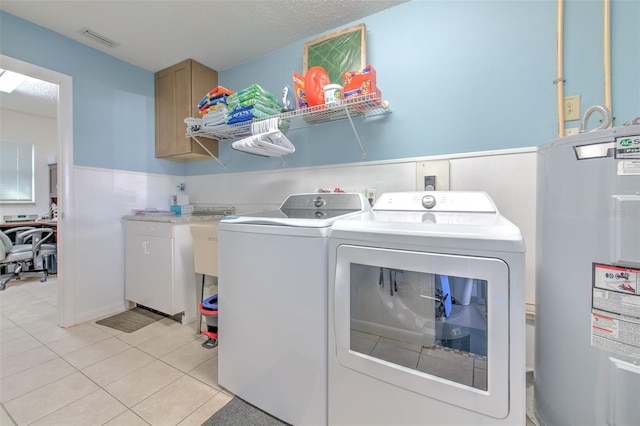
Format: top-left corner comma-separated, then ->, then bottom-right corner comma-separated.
0,69 -> 28,93
77,27 -> 119,48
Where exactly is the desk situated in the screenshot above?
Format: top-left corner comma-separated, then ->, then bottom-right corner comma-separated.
0,221 -> 58,243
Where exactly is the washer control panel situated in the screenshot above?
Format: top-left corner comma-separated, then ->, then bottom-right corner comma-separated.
281,193 -> 368,211
421,194 -> 437,209
374,191 -> 497,213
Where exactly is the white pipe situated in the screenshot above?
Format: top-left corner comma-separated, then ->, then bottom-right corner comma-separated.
556,0 -> 565,137
603,0 -> 612,122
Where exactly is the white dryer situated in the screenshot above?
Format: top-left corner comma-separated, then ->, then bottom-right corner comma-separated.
327,191 -> 526,425
217,193 -> 370,426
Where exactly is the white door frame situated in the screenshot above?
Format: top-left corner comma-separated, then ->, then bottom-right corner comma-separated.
0,54 -> 76,327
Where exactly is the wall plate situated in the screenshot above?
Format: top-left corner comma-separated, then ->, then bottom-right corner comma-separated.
416,160 -> 450,191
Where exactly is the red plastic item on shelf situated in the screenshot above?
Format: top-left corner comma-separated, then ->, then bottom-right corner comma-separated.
305,66 -> 330,107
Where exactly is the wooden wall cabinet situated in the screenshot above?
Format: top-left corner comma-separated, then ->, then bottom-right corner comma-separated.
155,59 -> 219,161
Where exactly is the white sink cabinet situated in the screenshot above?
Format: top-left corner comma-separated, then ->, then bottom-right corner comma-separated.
124,220 -> 197,324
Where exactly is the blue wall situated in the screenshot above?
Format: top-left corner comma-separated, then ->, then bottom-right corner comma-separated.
189,0 -> 639,175
0,11 -> 184,176
2,0 -> 638,178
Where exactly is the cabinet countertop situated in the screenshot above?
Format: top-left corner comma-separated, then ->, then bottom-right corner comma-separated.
124,205 -> 234,224
122,213 -> 225,224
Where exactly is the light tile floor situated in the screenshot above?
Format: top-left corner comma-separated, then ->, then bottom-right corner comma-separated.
1,276 -> 231,425
1,276 -> 540,426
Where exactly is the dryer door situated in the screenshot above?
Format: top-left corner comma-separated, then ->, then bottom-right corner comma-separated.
333,244 -> 510,419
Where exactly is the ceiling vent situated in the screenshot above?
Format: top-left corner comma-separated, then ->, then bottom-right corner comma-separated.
77,27 -> 119,48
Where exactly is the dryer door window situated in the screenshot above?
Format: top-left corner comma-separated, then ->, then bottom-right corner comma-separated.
334,245 -> 510,419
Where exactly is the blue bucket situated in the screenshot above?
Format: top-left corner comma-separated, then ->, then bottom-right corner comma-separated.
202,294 -> 218,310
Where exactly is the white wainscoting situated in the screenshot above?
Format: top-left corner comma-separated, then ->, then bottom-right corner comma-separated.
67,147 -> 537,369
70,166 -> 185,323
186,147 -> 538,369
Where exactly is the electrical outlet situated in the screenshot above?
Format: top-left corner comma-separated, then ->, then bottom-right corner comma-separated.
424,175 -> 436,191
365,188 -> 377,206
563,95 -> 581,121
416,160 -> 450,191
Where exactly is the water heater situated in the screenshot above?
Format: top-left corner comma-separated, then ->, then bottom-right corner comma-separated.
535,125 -> 640,425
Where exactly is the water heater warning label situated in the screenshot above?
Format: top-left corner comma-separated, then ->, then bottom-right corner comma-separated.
617,160 -> 640,175
591,263 -> 640,358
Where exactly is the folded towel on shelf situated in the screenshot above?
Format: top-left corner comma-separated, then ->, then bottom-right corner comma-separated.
198,86 -> 234,104
203,114 -> 226,124
227,91 -> 274,107
202,116 -> 227,127
206,86 -> 234,97
228,84 -> 271,99
202,107 -> 228,120
227,114 -> 255,125
198,93 -> 230,111
228,105 -> 253,118
227,96 -> 259,110
200,107 -> 228,128
203,120 -> 226,128
220,84 -> 284,126
252,102 -> 281,116
199,103 -> 229,115
197,86 -> 233,115
227,84 -> 280,110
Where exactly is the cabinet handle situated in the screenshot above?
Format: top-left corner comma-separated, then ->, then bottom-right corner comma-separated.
143,241 -> 149,254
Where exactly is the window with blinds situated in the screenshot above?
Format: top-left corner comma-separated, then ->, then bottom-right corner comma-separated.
0,140 -> 34,203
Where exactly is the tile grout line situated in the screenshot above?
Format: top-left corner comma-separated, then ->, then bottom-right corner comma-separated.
0,277 -> 228,426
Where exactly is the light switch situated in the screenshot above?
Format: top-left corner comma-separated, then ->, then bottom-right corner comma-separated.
564,95 -> 581,121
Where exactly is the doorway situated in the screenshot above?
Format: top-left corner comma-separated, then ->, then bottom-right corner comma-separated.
0,54 -> 75,327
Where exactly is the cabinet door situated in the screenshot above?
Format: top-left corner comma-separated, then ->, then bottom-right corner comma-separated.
155,61 -> 191,158
125,232 -> 176,315
155,59 -> 219,161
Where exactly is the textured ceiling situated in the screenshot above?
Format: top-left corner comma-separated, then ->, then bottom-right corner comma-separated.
1,0 -> 407,73
0,0 -> 408,118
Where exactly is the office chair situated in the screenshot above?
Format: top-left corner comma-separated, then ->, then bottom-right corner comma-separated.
21,231 -> 57,276
3,226 -> 36,244
0,227 -> 55,290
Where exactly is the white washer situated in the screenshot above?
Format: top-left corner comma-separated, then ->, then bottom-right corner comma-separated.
328,191 -> 526,425
217,193 -> 370,425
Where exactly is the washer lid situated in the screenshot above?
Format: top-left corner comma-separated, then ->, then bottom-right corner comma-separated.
331,191 -> 525,253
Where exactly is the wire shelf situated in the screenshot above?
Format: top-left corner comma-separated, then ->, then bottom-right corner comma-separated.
186,93 -> 390,141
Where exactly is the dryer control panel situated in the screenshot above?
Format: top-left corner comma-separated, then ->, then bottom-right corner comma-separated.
373,191 -> 497,213
281,193 -> 369,211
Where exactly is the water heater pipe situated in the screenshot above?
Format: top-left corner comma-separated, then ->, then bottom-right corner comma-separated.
556,0 -> 565,137
580,104 -> 612,132
603,0 -> 612,120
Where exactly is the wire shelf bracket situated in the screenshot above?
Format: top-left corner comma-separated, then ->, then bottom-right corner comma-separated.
344,106 -> 366,159
190,135 -> 225,168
